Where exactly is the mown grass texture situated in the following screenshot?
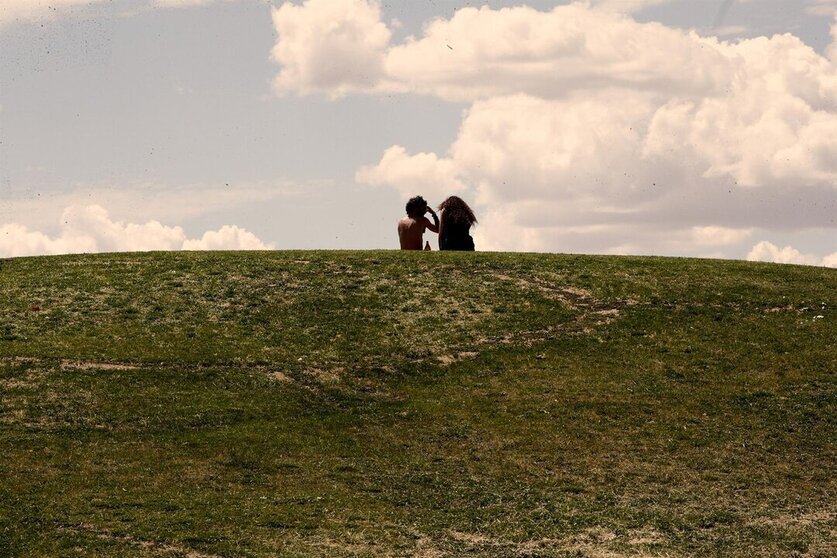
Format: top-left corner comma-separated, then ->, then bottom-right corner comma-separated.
0,251 -> 834,557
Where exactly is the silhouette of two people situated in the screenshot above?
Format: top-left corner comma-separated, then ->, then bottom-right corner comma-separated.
398,196 -> 438,251
398,195 -> 477,251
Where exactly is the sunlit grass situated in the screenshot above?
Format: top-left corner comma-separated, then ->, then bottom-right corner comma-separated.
1,251 -> 834,557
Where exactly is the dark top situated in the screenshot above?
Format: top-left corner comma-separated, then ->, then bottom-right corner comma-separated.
440,220 -> 475,251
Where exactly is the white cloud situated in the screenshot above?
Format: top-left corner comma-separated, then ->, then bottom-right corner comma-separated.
0,205 -> 272,258
644,34 -> 837,186
822,251 -> 837,267
645,99 -> 837,188
383,4 -> 733,102
0,223 -> 94,258
746,240 -> 835,267
270,2 -> 837,109
60,205 -> 188,252
279,1 -> 837,191
270,0 -> 392,98
182,225 -> 269,250
806,0 -> 837,17
449,93 -> 656,204
472,206 -> 566,254
271,2 -> 751,102
329,1 -> 837,255
0,0 -> 105,25
691,226 -> 754,246
357,89 -> 835,253
0,181 -> 295,234
355,145 -> 466,201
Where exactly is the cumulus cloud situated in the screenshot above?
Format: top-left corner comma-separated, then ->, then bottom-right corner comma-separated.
271,0 -> 837,190
282,0 -> 835,257
747,241 -> 836,267
271,0 -> 393,97
449,93 -> 656,204
0,205 -> 272,258
268,1 -> 837,257
272,2 -> 734,101
823,251 -> 837,267
0,224 -> 94,258
384,5 -> 735,102
355,145 -> 467,201
182,225 -> 269,250
359,87 -> 836,255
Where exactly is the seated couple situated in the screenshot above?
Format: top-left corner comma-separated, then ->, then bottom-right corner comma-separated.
398,195 -> 477,251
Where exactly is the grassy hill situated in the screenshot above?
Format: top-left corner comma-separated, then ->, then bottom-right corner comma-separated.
0,251 -> 834,558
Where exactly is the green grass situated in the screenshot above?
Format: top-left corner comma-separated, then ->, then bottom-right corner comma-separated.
0,251 -> 834,557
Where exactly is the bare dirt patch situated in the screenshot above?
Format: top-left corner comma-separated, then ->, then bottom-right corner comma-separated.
436,351 -> 480,366
60,360 -> 141,372
303,367 -> 344,384
0,356 -> 42,365
265,370 -> 293,383
437,525 -> 670,557
748,510 -> 836,528
627,526 -> 665,546
56,523 -> 223,558
490,272 -> 598,307
0,369 -> 49,390
411,530 -> 447,558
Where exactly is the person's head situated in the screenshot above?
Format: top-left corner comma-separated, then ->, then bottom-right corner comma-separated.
438,196 -> 477,225
405,196 -> 428,217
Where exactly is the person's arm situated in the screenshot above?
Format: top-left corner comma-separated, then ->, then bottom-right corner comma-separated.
397,220 -> 407,250
425,208 -> 439,233
437,217 -> 445,251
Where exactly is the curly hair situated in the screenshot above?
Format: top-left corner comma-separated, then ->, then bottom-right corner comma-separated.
405,196 -> 428,216
438,196 -> 477,226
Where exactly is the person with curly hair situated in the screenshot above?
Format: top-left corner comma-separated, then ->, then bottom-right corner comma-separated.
398,195 -> 439,250
438,196 -> 477,251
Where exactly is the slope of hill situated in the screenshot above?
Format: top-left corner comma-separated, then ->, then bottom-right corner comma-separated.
1,251 -> 834,557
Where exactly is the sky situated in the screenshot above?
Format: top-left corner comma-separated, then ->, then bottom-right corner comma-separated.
0,0 -> 836,266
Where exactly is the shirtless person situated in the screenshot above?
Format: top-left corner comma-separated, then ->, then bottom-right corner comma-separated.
398,196 -> 439,250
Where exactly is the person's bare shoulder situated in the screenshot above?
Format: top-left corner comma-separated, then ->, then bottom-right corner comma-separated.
399,217 -> 419,236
